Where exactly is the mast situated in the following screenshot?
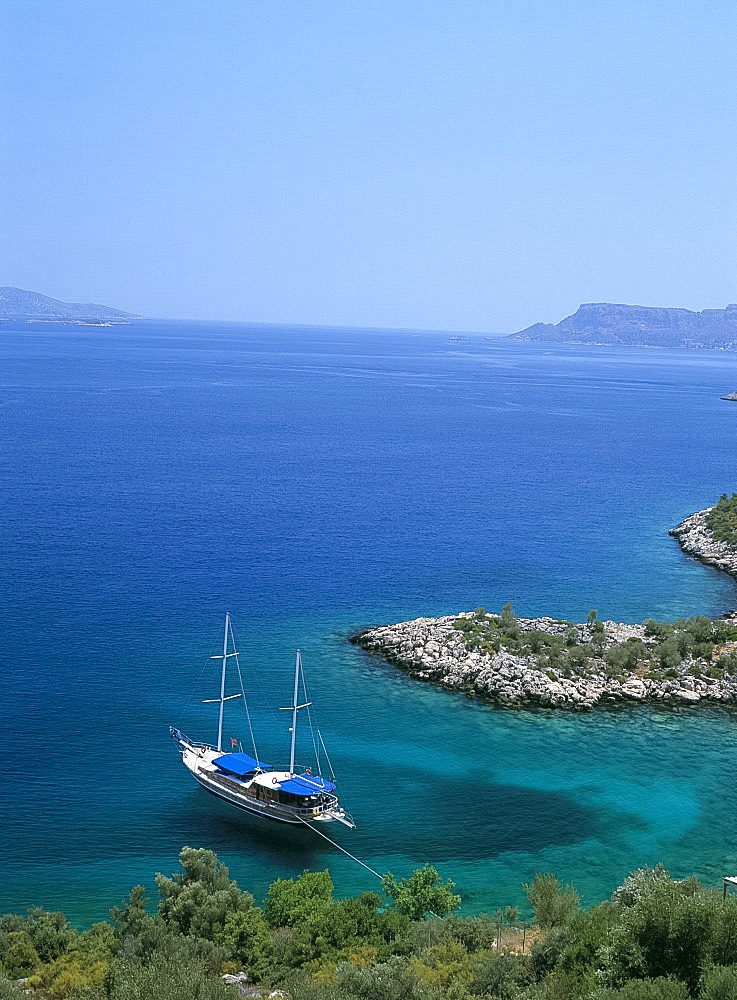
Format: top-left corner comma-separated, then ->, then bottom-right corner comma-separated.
289,650 -> 301,776
217,612 -> 229,752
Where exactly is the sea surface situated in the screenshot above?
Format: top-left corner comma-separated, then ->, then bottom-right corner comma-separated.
2,319 -> 737,925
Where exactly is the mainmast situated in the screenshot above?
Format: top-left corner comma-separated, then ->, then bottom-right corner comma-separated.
217,612 -> 229,752
282,649 -> 311,776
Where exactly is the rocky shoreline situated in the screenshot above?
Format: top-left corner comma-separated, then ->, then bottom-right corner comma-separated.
352,612 -> 737,710
670,507 -> 737,578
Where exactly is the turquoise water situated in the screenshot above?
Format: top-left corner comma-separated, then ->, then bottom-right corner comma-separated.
2,320 -> 737,924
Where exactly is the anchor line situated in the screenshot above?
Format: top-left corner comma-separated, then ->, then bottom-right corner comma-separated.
297,817 -> 385,882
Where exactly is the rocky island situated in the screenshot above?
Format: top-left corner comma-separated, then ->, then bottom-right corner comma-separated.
508,302 -> 737,350
352,495 -> 737,711
0,285 -> 137,322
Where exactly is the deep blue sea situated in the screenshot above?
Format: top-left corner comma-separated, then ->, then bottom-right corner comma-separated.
2,319 -> 737,925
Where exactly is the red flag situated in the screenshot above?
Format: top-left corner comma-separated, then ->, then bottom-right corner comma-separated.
231,738 -> 238,748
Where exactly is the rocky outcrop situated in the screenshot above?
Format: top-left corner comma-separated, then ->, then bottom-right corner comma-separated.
722,391 -> 737,401
220,973 -> 284,998
670,508 -> 737,578
351,613 -> 737,711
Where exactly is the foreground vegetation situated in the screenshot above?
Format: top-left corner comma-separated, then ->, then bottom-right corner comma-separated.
3,851 -> 737,999
705,493 -> 737,548
454,603 -> 737,682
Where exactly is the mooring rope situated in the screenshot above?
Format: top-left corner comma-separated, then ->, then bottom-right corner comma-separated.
297,817 -> 385,882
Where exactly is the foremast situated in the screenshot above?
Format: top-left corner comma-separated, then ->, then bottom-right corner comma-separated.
202,612 -> 257,757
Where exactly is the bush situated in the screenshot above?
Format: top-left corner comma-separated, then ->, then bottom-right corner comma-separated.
658,637 -> 682,671
599,873 -> 737,995
706,493 -> 737,547
593,978 -> 689,1000
105,956 -> 232,1000
470,951 -> 531,997
643,620 -> 673,640
700,963 -> 737,1000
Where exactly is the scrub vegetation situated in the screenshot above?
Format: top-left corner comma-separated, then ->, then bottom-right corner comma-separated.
3,852 -> 737,1000
453,604 -> 737,680
705,493 -> 737,547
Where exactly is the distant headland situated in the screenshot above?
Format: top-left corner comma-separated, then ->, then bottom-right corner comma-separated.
508,302 -> 737,350
351,495 -> 737,711
0,286 -> 138,324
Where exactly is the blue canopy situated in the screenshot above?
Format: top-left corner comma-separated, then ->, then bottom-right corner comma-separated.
213,752 -> 270,777
279,774 -> 335,796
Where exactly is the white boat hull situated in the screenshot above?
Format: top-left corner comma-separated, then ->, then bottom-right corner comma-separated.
175,736 -> 354,828
191,765 -> 307,825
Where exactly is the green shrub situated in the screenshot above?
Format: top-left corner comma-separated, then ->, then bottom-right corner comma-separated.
643,620 -> 673,640
700,963 -> 737,1000
705,493 -> 737,547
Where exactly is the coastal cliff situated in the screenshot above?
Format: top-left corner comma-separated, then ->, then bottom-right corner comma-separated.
352,610 -> 737,711
508,302 -> 737,350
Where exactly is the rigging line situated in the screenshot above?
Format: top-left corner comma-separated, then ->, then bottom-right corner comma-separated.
231,626 -> 291,736
300,661 -> 323,778
318,729 -> 338,783
297,818 -> 384,882
174,648 -> 214,728
229,619 -> 260,763
316,727 -> 355,821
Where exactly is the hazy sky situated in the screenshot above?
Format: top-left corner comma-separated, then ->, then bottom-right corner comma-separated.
3,1 -> 735,330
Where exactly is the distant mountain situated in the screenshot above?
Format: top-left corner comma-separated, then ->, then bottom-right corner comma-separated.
509,303 -> 737,350
0,286 -> 137,321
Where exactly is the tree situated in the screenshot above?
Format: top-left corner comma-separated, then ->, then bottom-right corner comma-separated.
264,870 -> 334,929
381,866 -> 460,921
611,864 -> 671,908
587,610 -> 598,625
499,602 -> 517,631
221,907 -> 271,981
156,847 -> 256,941
599,873 -> 737,995
523,873 -> 579,930
2,932 -> 39,979
24,909 -> 77,965
110,886 -> 151,944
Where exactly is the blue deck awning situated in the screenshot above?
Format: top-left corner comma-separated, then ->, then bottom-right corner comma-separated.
213,752 -> 270,777
279,774 -> 335,796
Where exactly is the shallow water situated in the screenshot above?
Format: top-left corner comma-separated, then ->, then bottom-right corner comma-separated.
2,320 -> 737,923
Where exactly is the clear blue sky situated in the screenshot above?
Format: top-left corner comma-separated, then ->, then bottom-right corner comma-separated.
2,1 -> 735,331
